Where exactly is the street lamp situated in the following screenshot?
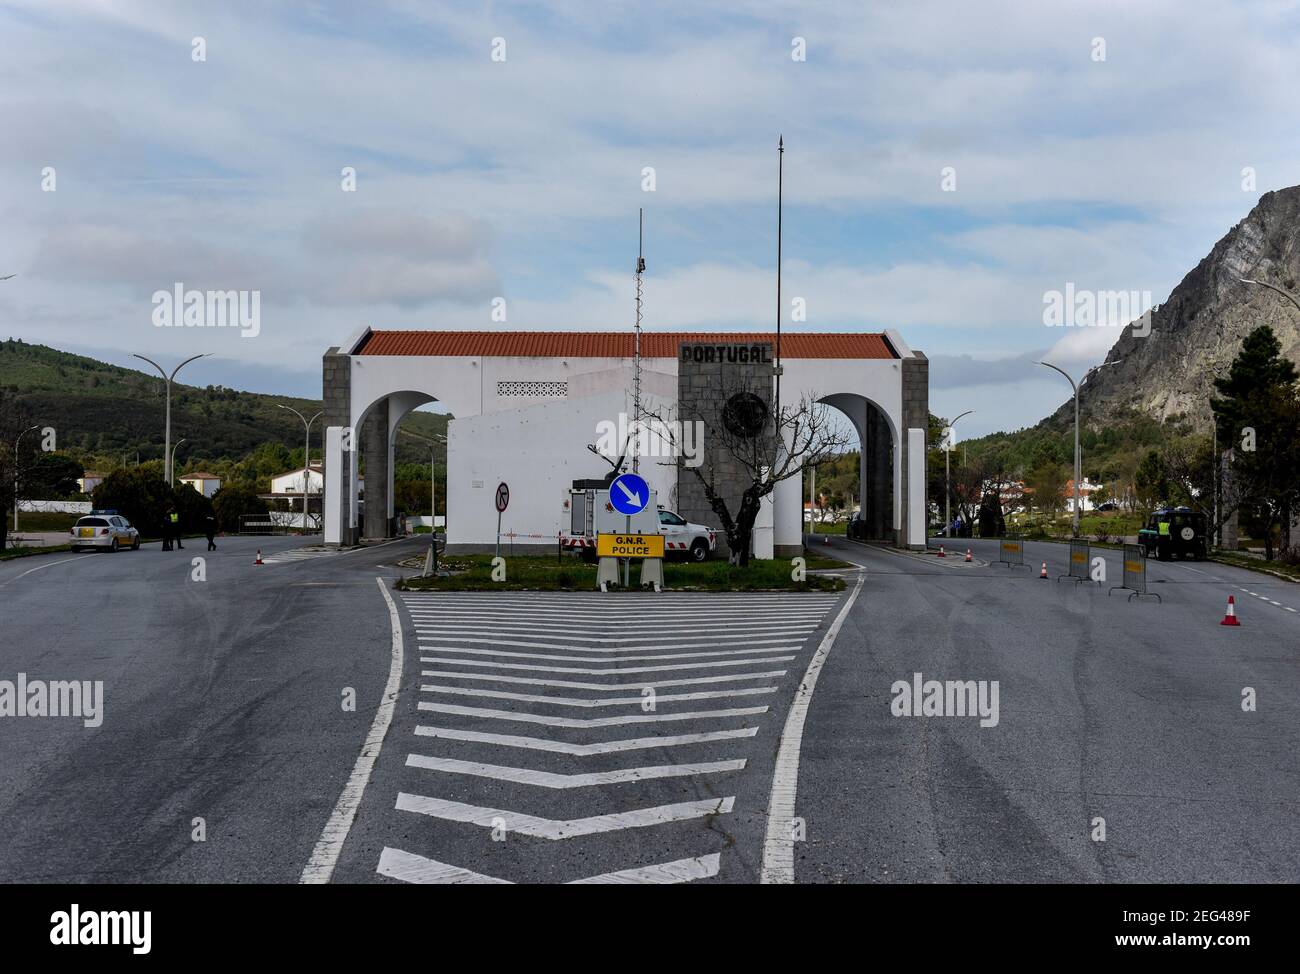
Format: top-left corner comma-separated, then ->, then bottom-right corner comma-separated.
170,438 -> 187,481
133,352 -> 209,484
276,404 -> 323,534
1037,359 -> 1121,535
1238,277 -> 1300,314
13,424 -> 39,533
943,410 -> 973,539
425,433 -> 447,576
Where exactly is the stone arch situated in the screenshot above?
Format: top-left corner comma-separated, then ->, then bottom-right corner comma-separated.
818,392 -> 900,541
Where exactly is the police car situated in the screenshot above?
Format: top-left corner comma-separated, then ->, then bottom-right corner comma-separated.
656,509 -> 718,562
69,511 -> 141,552
1138,506 -> 1208,561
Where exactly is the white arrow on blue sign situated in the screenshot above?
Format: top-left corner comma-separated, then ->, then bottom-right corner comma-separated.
609,473 -> 649,516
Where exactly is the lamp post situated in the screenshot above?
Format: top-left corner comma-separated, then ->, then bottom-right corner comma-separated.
133,352 -> 208,484
943,410 -> 974,539
425,434 -> 447,576
170,438 -> 187,481
13,424 -> 39,533
1037,359 -> 1121,535
276,404 -> 323,534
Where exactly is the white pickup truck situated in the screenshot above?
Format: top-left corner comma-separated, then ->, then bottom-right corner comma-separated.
562,488 -> 717,562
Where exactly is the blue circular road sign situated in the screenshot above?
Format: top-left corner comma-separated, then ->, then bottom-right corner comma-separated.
609,473 -> 650,516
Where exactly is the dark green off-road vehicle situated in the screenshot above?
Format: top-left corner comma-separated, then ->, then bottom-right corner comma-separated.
1138,507 -> 1209,561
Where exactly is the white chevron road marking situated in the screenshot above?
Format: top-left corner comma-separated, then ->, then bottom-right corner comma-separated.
406,753 -> 745,787
378,847 -> 721,884
417,701 -> 766,727
408,623 -> 821,639
413,635 -> 804,653
417,655 -> 796,675
414,724 -> 759,754
395,793 -> 734,838
420,668 -> 788,690
414,644 -> 800,662
420,683 -> 776,707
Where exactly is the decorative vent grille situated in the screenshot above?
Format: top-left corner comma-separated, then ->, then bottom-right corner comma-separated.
496,380 -> 567,398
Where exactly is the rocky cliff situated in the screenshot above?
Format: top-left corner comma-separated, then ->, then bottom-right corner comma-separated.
1068,187 -> 1300,431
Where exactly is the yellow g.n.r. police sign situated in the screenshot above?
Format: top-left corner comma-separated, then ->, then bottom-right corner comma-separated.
597,533 -> 665,558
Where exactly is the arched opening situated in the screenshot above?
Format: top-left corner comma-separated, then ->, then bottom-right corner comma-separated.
351,390 -> 449,541
815,393 -> 897,542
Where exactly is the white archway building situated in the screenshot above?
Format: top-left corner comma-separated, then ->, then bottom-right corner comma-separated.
322,328 -> 929,554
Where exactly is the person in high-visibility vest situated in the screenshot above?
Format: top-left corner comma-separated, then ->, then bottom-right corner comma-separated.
169,509 -> 184,550
161,506 -> 173,551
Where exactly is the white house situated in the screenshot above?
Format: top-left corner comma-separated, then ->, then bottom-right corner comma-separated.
179,471 -> 222,497
78,472 -> 105,494
271,464 -> 325,496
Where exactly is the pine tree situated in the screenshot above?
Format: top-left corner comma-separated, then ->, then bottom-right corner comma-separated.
1211,326 -> 1300,558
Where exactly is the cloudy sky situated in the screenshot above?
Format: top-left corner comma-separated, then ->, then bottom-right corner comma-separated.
2,0 -> 1299,436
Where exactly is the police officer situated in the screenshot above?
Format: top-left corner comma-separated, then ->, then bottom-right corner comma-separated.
204,515 -> 217,551
161,506 -> 173,551
169,509 -> 184,550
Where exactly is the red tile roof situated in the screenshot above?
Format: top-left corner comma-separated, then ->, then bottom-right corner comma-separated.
355,330 -> 897,359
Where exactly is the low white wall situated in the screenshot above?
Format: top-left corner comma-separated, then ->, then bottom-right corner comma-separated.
18,500 -> 92,513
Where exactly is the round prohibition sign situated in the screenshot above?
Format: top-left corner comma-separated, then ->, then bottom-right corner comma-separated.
495,482 -> 510,513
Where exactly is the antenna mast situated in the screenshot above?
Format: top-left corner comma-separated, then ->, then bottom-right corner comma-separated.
633,207 -> 645,474
775,136 -> 784,420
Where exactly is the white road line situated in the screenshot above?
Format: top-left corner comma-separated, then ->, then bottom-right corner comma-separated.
414,644 -> 800,662
378,847 -> 510,884
418,654 -> 797,675
420,684 -> 776,707
567,854 -> 721,883
420,669 -> 788,690
378,847 -> 720,884
413,635 -> 806,652
407,622 -> 821,638
418,701 -> 766,727
414,725 -> 759,754
406,753 -> 745,787
0,553 -> 93,587
301,578 -> 404,884
761,576 -> 864,885
395,793 -> 734,839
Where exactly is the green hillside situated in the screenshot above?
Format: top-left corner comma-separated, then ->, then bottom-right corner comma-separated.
0,338 -> 449,477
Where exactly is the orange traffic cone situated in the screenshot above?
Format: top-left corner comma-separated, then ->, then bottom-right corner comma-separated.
937,545 -> 946,557
965,548 -> 973,563
255,549 -> 264,566
1039,561 -> 1048,579
1219,595 -> 1240,626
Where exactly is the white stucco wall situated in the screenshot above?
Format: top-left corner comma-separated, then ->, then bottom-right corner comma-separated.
332,342 -> 918,549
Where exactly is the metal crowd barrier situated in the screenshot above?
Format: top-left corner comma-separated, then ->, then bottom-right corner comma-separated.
998,536 -> 1027,569
1108,543 -> 1160,602
1058,539 -> 1095,584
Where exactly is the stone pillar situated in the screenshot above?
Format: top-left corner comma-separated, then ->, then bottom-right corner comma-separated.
322,348 -> 353,546
900,352 -> 929,548
362,397 -> 390,540
675,341 -> 773,560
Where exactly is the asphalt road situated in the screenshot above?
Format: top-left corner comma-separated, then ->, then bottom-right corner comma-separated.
798,535 -> 1299,883
0,533 -> 1294,883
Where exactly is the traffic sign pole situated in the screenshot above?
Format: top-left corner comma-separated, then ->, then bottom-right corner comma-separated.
494,482 -> 510,561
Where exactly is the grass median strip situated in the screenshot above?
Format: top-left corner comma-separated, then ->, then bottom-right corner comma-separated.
394,554 -> 848,592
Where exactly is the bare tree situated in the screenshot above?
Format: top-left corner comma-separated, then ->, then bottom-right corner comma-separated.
648,388 -> 850,566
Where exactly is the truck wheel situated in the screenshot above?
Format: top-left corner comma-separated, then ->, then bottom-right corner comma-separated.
689,539 -> 709,563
